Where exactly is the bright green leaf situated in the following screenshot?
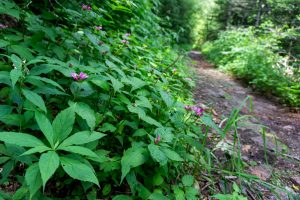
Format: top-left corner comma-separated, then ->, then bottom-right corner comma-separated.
39,151 -> 60,189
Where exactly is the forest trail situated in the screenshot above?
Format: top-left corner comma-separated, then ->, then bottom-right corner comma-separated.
189,51 -> 300,198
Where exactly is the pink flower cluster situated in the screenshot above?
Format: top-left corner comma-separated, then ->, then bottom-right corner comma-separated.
0,24 -> 8,29
71,72 -> 88,81
185,105 -> 204,117
121,39 -> 129,44
95,26 -> 102,30
82,4 -> 91,10
154,135 -> 161,144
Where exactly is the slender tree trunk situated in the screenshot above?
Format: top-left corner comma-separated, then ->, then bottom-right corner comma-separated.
255,0 -> 263,27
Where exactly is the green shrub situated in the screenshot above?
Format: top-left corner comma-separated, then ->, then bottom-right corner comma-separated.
202,26 -> 300,107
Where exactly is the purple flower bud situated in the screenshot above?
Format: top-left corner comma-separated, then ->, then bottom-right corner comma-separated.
154,135 -> 161,144
0,24 -> 8,29
121,39 -> 129,44
87,6 -> 91,10
82,4 -> 87,10
95,26 -> 102,30
71,72 -> 79,81
184,105 -> 191,110
79,72 -> 88,80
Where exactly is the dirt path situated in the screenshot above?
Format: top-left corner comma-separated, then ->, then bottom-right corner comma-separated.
189,51 -> 300,199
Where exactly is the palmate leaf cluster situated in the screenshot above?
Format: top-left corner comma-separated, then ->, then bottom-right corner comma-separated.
0,0 -> 214,199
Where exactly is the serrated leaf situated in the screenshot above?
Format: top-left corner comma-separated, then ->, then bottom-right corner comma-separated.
161,148 -> 183,162
52,107 -> 75,142
148,144 -> 167,166
0,132 -> 44,147
22,89 -> 47,113
35,111 -> 54,147
60,157 -> 99,186
39,151 -> 60,189
121,147 -> 149,182
59,131 -> 106,147
136,96 -> 152,110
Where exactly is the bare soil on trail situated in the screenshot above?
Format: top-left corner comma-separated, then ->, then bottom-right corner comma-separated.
189,51 -> 300,199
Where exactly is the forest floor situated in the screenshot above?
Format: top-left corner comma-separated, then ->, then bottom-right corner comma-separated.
189,51 -> 300,199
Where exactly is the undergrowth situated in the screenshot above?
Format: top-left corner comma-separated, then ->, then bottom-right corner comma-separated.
0,0 -> 298,199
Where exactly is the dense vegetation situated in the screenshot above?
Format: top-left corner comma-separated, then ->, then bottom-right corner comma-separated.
202,0 -> 300,107
0,0 -> 299,199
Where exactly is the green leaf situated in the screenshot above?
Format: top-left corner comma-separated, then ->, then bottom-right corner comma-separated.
159,90 -> 174,108
58,146 -> 98,158
173,187 -> 185,200
27,76 -> 64,91
22,89 -> 47,113
10,69 -> 22,88
21,146 -> 51,156
13,187 -> 28,200
25,163 -> 42,198
153,173 -> 164,186
112,195 -> 132,200
161,148 -> 183,162
10,54 -> 22,69
108,74 -> 124,92
0,132 -> 44,147
39,151 -> 60,189
59,131 -> 106,147
35,111 -> 54,147
72,102 -> 96,130
60,157 -> 99,186
148,144 -> 167,166
121,147 -> 149,181
10,45 -> 34,61
182,175 -> 194,187
127,77 -> 146,91
136,96 -> 152,111
148,193 -> 169,200
52,107 -> 75,142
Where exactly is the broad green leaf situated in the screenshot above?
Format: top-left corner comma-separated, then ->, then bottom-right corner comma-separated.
0,105 -> 13,117
60,157 -> 99,186
136,96 -> 152,110
173,187 -> 185,200
10,68 -> 22,88
72,102 -> 96,130
140,115 -> 162,127
10,54 -> 22,69
161,148 -> 183,162
39,151 -> 60,189
0,39 -> 9,48
121,147 -> 149,181
159,90 -> 173,108
35,111 -> 54,147
127,77 -> 146,91
182,175 -> 194,187
58,146 -> 98,158
13,187 -> 28,200
148,193 -> 170,200
0,132 -> 44,147
108,74 -> 124,92
21,146 -> 51,156
27,76 -> 64,91
22,89 -> 47,113
52,107 -> 75,142
25,163 -> 42,198
148,144 -> 167,166
0,114 -> 23,126
59,131 -> 106,147
11,45 -> 34,61
153,173 -> 164,186
0,71 -> 11,85
0,156 -> 10,164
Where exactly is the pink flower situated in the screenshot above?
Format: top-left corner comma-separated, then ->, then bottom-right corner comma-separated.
0,24 -> 8,29
79,72 -> 88,80
71,72 -> 88,81
185,105 -> 204,117
184,105 -> 191,110
82,4 -> 91,10
121,39 -> 129,44
154,135 -> 161,144
124,33 -> 131,37
71,72 -> 79,81
95,26 -> 102,30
